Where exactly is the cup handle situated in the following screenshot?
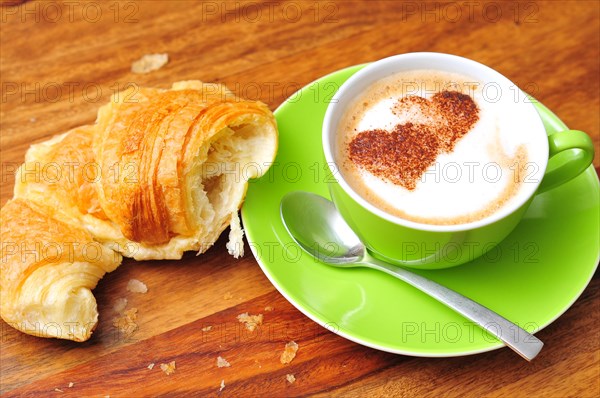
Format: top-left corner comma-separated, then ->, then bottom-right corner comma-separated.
537,129 -> 594,193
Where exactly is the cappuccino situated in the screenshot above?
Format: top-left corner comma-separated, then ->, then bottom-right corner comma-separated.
336,70 -> 544,225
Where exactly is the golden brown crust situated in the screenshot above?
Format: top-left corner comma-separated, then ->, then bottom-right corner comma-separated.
1,199 -> 92,284
15,126 -> 107,221
94,82 -> 277,247
0,199 -> 121,341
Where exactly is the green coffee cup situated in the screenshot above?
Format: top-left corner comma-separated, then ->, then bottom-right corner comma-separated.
323,53 -> 594,269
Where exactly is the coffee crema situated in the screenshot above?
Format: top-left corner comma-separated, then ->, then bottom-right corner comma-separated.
336,69 -> 534,225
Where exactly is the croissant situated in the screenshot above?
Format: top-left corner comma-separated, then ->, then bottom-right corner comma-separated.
0,198 -> 122,341
1,81 -> 278,341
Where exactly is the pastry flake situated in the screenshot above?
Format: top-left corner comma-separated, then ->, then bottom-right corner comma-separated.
131,53 -> 169,74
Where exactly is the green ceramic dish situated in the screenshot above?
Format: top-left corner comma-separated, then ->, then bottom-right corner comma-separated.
241,65 -> 600,356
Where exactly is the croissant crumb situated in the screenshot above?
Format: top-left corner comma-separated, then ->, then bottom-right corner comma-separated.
280,341 -> 298,364
237,312 -> 263,332
112,308 -> 138,337
113,298 -> 128,313
131,53 -> 168,74
216,356 -> 231,368
160,361 -> 176,375
226,212 -> 245,258
127,279 -> 148,294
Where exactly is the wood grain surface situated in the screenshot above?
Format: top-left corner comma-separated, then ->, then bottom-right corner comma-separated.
1,1 -> 599,397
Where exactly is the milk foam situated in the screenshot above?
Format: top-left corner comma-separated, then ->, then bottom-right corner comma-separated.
337,70 -> 545,225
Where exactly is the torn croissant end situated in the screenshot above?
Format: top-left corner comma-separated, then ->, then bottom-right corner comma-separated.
0,199 -> 121,342
0,80 -> 278,341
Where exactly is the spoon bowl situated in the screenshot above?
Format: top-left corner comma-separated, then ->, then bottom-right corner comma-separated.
280,191 -> 364,264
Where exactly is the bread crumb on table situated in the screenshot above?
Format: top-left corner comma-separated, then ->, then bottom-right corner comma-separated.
68,382 -> 74,388
127,279 -> 148,294
237,312 -> 263,332
223,292 -> 233,300
286,374 -> 296,384
131,53 -> 169,74
113,297 -> 128,313
147,363 -> 155,370
160,361 -> 176,375
112,308 -> 138,337
280,341 -> 298,364
201,325 -> 213,332
219,379 -> 226,391
216,356 -> 231,368
226,211 -> 245,258
264,306 -> 274,312
54,388 -> 64,393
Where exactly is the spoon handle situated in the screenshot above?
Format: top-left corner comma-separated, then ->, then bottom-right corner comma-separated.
365,257 -> 544,361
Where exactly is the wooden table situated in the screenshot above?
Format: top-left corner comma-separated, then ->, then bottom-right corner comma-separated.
1,1 -> 598,396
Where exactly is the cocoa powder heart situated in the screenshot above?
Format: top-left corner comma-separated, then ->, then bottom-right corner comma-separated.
348,91 -> 479,190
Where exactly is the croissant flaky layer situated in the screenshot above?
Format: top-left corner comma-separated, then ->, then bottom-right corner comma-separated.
1,81 -> 278,341
0,199 -> 122,341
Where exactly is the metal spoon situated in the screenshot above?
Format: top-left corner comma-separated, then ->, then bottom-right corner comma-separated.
280,191 -> 544,361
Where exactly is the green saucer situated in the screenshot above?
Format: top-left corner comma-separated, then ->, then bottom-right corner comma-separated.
241,65 -> 600,356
